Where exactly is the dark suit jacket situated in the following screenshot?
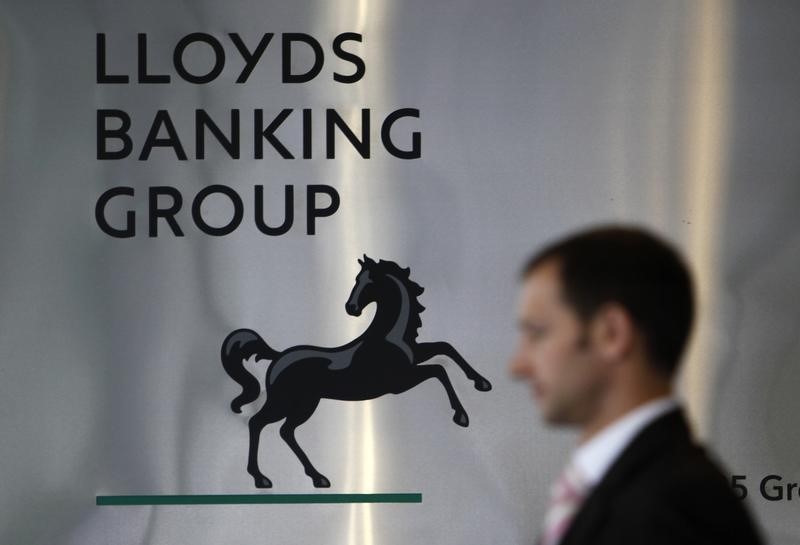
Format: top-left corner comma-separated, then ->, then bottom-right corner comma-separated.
558,408 -> 763,545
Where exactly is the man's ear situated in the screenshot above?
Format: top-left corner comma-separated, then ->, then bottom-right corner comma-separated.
590,302 -> 635,363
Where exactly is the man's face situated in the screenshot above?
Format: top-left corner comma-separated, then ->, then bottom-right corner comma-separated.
510,260 -> 609,426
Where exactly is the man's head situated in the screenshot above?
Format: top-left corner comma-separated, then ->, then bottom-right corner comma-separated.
510,225 -> 694,429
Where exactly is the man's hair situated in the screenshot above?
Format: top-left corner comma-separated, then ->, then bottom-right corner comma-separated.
522,225 -> 694,377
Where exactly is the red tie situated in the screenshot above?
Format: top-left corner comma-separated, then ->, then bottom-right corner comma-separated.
540,463 -> 588,545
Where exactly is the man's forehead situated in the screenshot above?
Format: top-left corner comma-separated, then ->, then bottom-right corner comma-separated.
526,259 -> 562,292
520,260 -> 563,312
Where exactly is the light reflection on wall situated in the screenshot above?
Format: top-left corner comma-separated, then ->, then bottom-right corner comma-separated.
681,0 -> 733,439
316,1 -> 386,544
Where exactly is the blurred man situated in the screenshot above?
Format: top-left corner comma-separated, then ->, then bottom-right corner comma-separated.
510,226 -> 762,545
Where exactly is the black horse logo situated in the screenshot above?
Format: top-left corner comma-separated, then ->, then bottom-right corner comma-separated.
221,256 -> 492,488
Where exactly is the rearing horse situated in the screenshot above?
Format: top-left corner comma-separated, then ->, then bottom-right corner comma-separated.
221,255 -> 492,488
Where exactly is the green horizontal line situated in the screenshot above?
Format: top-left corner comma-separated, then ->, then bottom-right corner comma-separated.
96,493 -> 422,506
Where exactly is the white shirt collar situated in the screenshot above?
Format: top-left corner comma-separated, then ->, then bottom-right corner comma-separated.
571,397 -> 679,488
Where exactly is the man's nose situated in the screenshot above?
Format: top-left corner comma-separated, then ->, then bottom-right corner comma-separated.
509,349 -> 533,379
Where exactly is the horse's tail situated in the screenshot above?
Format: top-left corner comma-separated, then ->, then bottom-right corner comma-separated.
221,329 -> 280,414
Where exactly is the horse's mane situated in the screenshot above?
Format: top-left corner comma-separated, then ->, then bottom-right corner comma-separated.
373,259 -> 425,342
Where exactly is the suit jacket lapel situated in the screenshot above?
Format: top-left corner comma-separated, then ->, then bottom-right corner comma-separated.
558,408 -> 692,545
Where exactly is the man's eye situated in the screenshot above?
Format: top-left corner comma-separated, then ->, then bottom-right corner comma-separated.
526,326 -> 547,340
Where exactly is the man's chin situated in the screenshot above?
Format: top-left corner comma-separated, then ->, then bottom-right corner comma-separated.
534,393 -> 572,425
541,415 -> 562,426
539,406 -> 572,427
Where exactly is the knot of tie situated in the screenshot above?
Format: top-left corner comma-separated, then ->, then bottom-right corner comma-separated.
540,463 -> 589,545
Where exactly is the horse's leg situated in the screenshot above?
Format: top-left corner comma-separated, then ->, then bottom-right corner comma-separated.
398,364 -> 470,427
247,400 -> 284,488
279,399 -> 330,488
413,341 -> 492,391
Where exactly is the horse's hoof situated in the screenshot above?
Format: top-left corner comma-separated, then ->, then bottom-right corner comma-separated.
312,475 -> 331,488
474,378 -> 492,392
254,475 -> 273,489
453,411 -> 469,427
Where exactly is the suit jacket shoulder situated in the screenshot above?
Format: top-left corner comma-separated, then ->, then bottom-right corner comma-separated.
559,408 -> 763,545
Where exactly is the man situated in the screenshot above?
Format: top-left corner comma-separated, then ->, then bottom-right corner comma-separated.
510,225 -> 763,545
